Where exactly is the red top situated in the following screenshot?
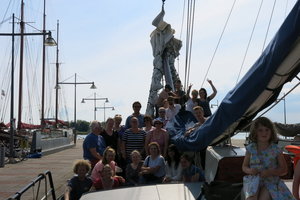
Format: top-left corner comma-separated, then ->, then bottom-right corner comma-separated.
93,176 -> 124,190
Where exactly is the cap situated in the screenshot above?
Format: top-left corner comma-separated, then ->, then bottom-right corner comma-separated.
153,118 -> 164,124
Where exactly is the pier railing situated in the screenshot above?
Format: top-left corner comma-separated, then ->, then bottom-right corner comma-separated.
7,170 -> 56,200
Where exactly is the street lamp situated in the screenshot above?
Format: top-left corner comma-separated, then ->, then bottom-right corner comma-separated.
56,73 -> 96,143
96,103 -> 115,122
81,93 -> 109,120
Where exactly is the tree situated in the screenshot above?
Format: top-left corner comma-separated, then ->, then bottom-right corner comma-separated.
70,120 -> 90,133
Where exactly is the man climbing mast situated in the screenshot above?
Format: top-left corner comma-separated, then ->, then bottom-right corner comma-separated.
146,1 -> 182,117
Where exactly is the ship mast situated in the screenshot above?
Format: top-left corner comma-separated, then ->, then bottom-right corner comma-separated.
55,20 -> 59,127
17,0 -> 25,130
41,0 -> 46,127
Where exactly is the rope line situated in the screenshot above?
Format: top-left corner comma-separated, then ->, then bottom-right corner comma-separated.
0,0 -> 13,28
184,0 -> 196,91
177,0 -> 187,74
184,0 -> 191,91
236,0 -> 264,85
261,0 -> 277,52
186,0 -> 196,91
201,0 -> 237,88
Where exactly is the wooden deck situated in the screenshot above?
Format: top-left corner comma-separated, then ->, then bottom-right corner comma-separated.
0,139 -> 83,200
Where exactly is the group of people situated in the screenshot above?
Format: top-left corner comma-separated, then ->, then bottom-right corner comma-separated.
155,79 -> 217,120
64,80 -> 215,200
64,79 -> 300,200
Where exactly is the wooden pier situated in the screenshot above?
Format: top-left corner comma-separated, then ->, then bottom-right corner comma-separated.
0,139 -> 83,200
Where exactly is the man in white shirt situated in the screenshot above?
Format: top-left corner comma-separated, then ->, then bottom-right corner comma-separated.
165,97 -> 181,127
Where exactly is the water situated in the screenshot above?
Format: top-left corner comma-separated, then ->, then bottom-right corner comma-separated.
77,135 -> 87,140
232,132 -> 248,140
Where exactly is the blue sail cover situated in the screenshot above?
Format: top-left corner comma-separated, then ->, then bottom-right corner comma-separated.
170,1 -> 300,151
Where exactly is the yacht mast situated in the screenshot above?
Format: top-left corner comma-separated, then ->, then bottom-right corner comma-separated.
55,20 -> 59,127
41,0 -> 46,127
17,0 -> 25,130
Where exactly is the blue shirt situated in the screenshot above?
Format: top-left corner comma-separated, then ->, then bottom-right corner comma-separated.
182,165 -> 205,182
83,133 -> 106,161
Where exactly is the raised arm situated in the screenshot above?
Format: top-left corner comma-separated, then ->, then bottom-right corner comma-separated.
186,84 -> 193,99
207,79 -> 217,100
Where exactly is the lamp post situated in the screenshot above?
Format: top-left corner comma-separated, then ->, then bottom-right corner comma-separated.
56,73 -> 96,144
96,103 -> 115,122
81,93 -> 108,120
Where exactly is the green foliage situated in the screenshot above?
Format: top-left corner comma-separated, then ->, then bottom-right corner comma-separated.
70,120 -> 90,133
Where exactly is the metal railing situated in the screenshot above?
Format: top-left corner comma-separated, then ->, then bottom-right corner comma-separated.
7,170 -> 56,200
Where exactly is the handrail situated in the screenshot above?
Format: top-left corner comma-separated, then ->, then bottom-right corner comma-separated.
7,170 -> 56,200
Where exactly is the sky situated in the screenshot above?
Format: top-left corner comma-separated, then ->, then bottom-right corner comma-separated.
0,0 -> 299,126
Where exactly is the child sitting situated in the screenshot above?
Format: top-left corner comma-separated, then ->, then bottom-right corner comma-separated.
64,160 -> 92,200
180,153 -> 205,182
242,117 -> 294,200
91,147 -> 117,182
93,164 -> 125,190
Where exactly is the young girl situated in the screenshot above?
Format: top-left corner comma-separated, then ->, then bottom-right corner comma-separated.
91,147 -> 117,182
180,154 -> 205,182
93,164 -> 125,190
125,150 -> 143,186
242,117 -> 294,200
163,144 -> 182,183
64,160 -> 92,200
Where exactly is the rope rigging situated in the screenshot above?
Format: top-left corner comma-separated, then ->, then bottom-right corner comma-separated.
0,0 -> 13,28
200,0 -> 237,88
261,0 -> 277,52
176,0 -> 187,74
236,0 -> 264,85
183,0 -> 196,92
236,0 -> 278,84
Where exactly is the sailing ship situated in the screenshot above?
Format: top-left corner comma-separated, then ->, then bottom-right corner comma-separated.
0,0 -> 74,161
80,0 -> 300,199
2,0 -> 300,199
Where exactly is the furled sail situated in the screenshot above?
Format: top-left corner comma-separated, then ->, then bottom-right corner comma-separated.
146,7 -> 182,116
274,122 -> 300,137
170,1 -> 300,151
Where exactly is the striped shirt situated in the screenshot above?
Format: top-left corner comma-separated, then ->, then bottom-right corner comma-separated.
123,129 -> 146,159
